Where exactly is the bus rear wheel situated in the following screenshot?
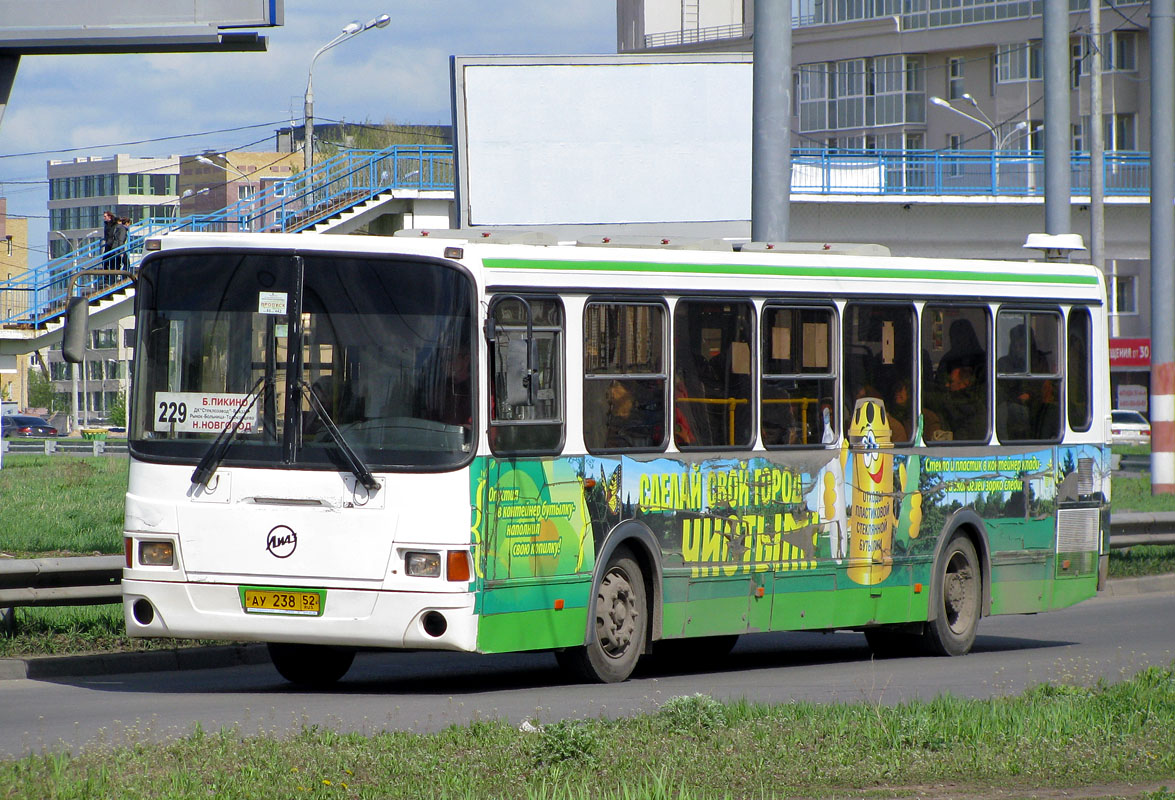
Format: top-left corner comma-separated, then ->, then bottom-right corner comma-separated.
923,534 -> 981,656
267,642 -> 356,688
557,548 -> 647,683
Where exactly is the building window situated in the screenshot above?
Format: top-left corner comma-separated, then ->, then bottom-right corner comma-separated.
1102,30 -> 1137,72
947,134 -> 963,176
1110,113 -> 1136,150
1071,122 -> 1085,152
1114,274 -> 1137,314
995,42 -> 1041,83
948,56 -> 965,99
798,64 -> 829,133
127,175 -> 146,195
834,59 -> 866,129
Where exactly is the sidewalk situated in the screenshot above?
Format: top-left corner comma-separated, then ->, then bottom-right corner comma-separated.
3,573 -> 1173,681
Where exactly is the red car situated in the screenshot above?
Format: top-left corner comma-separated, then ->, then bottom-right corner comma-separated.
1,415 -> 58,438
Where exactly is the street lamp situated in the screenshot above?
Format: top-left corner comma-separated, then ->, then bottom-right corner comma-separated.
929,96 -> 1039,151
197,155 -> 259,230
304,13 -> 391,174
196,154 -> 249,181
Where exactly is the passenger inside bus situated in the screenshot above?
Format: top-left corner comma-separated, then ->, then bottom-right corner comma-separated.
595,380 -> 662,449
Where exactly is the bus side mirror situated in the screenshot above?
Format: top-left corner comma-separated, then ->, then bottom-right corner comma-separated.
502,336 -> 534,406
62,296 -> 89,364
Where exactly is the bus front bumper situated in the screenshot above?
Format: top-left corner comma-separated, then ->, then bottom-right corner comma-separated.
122,578 -> 479,652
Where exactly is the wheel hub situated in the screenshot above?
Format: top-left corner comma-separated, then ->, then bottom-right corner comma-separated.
597,569 -> 638,658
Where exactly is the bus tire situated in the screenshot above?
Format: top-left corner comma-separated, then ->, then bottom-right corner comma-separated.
922,534 -> 981,656
267,642 -> 355,688
557,548 -> 647,683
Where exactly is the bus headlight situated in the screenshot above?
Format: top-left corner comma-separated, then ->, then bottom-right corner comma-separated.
405,551 -> 441,577
139,541 -> 174,566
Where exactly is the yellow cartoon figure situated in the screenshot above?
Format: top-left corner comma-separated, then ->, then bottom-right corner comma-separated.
847,397 -> 894,585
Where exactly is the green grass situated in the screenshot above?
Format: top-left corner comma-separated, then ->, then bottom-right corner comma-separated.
0,455 -> 127,557
0,605 -> 225,659
0,665 -> 1173,799
1109,545 -> 1175,579
1112,473 -> 1175,515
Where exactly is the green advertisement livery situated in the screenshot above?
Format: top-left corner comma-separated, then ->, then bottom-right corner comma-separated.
471,400 -> 1107,656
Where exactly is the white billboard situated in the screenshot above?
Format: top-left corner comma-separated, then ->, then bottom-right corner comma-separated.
452,55 -> 753,228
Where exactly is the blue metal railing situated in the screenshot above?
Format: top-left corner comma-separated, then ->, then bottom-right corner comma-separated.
1,145 -> 454,327
0,146 -> 1155,327
789,148 -> 1150,196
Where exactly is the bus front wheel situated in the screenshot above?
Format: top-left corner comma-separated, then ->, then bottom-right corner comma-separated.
557,548 -> 647,683
267,642 -> 356,688
923,534 -> 981,656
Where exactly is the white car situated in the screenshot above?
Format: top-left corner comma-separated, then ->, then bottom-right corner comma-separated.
1110,409 -> 1151,446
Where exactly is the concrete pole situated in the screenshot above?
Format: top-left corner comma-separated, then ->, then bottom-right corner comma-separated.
751,0 -> 792,243
1150,0 -> 1175,492
1043,0 -> 1071,234
1088,0 -> 1106,283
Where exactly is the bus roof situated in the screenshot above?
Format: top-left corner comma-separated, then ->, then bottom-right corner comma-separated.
149,231 -> 1106,303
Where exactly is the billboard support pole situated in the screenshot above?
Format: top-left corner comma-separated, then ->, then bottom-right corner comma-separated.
751,0 -> 792,243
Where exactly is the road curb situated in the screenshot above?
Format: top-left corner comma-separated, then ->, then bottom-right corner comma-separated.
1100,572 -> 1175,597
0,643 -> 270,681
3,575 -> 1173,681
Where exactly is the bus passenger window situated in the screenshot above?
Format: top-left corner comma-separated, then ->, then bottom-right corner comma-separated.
583,302 -> 667,453
761,305 -> 837,446
920,306 -> 990,443
674,299 -> 754,449
1067,308 -> 1093,432
488,296 -> 564,455
843,303 -> 915,444
996,310 -> 1062,443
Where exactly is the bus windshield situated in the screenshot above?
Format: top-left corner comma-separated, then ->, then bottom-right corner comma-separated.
130,250 -> 475,470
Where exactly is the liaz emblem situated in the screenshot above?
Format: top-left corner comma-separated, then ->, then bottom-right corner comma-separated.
266,525 -> 297,558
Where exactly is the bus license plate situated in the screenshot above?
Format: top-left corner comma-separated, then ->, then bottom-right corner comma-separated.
240,587 -> 324,616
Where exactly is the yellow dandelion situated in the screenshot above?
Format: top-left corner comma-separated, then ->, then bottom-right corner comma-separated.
323,779 -> 331,785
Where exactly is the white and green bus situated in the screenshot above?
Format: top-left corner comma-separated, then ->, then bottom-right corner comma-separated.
70,230 -> 1109,685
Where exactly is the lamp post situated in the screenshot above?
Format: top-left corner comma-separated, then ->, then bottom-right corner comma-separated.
304,13 -> 391,175
930,96 -> 1041,189
196,155 -> 257,230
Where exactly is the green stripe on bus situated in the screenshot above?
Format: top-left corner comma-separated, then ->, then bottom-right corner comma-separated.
482,258 -> 1100,285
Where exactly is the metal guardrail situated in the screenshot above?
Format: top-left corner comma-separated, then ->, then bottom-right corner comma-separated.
0,524 -> 1169,624
0,556 -> 122,609
1,440 -> 127,456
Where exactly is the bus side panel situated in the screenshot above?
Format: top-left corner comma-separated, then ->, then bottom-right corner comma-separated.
472,456 -> 595,653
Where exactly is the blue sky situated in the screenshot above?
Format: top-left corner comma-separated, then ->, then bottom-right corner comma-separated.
0,0 -> 616,263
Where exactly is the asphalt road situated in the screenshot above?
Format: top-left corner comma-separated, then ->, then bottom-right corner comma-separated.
1,588 -> 1172,759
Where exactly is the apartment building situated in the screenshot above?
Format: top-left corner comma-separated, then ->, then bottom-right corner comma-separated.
619,0 -> 1152,408
620,0 -> 1146,155
47,154 -> 180,260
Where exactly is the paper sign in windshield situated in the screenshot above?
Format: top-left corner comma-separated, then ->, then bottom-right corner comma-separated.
258,291 -> 288,315
154,392 -> 258,434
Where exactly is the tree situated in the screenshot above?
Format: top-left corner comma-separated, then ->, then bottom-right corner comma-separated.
108,391 -> 127,428
27,367 -> 60,412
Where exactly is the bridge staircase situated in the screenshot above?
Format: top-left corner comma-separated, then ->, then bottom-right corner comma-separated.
0,145 -> 454,341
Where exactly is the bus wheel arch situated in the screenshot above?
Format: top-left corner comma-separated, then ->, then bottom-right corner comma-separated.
556,522 -> 662,682
924,512 -> 990,656
927,510 -> 992,625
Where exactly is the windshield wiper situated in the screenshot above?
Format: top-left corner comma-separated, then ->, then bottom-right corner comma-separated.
299,379 -> 380,493
191,375 -> 270,489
